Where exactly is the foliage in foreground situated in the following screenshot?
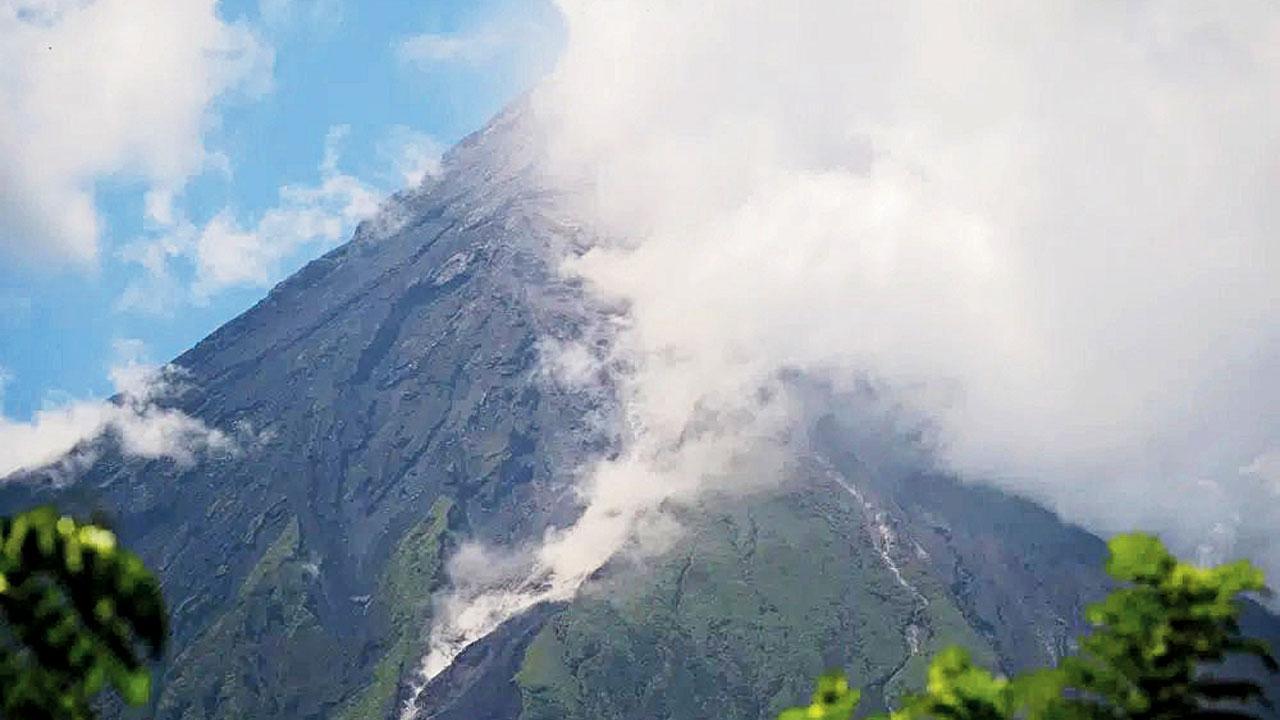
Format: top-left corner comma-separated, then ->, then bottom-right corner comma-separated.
782,533 -> 1278,720
0,507 -> 166,719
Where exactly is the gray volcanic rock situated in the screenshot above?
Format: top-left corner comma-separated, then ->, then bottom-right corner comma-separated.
3,104 -> 1277,720
412,602 -> 565,720
2,105 -> 609,720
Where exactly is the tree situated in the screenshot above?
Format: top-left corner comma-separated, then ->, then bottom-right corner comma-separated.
1057,533 -> 1277,720
779,672 -> 862,720
781,533 -> 1277,720
0,506 -> 166,719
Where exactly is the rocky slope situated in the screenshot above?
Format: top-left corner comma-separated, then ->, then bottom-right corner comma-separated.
2,105 -> 1277,720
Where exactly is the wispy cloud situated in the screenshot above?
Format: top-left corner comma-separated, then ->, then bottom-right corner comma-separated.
394,3 -> 563,72
378,125 -> 445,187
395,28 -> 507,67
191,126 -> 381,299
0,341 -> 234,480
259,0 -> 344,37
116,126 -> 388,313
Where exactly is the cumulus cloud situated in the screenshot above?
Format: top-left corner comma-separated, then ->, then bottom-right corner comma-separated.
0,0 -> 272,266
0,341 -> 233,480
117,125 -> 385,311
530,0 -> 1280,574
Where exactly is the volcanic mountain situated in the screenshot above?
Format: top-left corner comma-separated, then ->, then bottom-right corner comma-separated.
3,105 -> 1277,720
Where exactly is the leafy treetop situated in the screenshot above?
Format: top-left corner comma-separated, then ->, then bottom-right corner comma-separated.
0,506 -> 166,720
781,533 -> 1277,720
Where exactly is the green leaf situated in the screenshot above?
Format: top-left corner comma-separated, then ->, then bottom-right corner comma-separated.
778,672 -> 861,720
0,506 -> 168,719
117,667 -> 152,705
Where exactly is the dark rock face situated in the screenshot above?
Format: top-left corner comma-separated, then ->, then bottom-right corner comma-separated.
3,105 -> 1277,720
414,602 -> 565,720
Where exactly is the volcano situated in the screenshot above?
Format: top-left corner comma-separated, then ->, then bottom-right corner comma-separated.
4,105 -> 1277,720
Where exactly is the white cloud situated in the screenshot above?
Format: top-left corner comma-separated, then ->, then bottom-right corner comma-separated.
525,0 -> 1280,580
378,125 -> 444,187
0,343 -> 233,480
395,29 -> 506,67
191,125 -> 382,297
0,0 -> 273,266
1242,452 -> 1280,495
411,2 -> 1280,676
117,125 -> 385,311
394,3 -> 563,73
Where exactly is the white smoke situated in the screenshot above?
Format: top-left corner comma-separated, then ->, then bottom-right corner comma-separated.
407,0 -> 1280,702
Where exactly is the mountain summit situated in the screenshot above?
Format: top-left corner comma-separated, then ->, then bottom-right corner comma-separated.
4,106 -> 1277,720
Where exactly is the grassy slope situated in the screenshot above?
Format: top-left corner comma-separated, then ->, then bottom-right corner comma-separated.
516,491 -> 994,719
335,497 -> 455,720
156,516 -> 350,720
152,497 -> 455,720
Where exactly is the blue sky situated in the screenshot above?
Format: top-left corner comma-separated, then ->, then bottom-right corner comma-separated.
0,0 -> 562,421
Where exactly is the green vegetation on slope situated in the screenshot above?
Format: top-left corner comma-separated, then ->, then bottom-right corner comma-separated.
149,493 -> 456,720
885,558 -> 997,704
336,497 -> 455,720
781,533 -> 1278,720
157,516 -> 349,720
516,492 -> 995,719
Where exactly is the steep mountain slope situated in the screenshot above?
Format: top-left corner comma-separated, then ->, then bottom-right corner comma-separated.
3,106 -> 1277,720
3,106 -> 606,720
410,422 -> 1115,719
